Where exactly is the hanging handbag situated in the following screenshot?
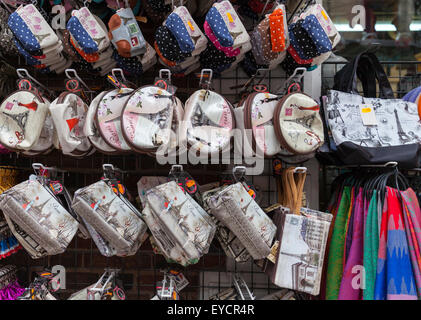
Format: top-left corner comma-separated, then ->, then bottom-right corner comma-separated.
120,85 -> 176,154
203,182 -> 277,260
180,87 -> 235,157
95,88 -> 134,152
84,91 -> 117,154
0,90 -> 49,151
142,180 -> 216,266
274,85 -> 324,155
8,4 -> 60,54
71,172 -> 148,257
108,7 -> 146,58
49,92 -> 92,157
324,52 -> 421,167
0,177 -> 79,259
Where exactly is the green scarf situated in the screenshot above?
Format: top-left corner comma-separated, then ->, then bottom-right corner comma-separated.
326,186 -> 352,300
363,191 -> 379,300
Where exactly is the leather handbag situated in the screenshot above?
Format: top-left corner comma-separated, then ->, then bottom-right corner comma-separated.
324,52 -> 421,167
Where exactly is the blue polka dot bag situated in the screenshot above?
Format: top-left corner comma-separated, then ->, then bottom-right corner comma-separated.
301,14 -> 332,55
8,4 -> 59,54
66,7 -> 110,54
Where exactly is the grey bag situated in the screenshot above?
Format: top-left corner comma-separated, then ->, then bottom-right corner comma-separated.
203,182 -> 276,260
142,180 -> 216,266
72,180 -> 148,257
0,179 -> 79,259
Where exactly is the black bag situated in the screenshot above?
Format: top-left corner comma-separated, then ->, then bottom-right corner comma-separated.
320,52 -> 421,168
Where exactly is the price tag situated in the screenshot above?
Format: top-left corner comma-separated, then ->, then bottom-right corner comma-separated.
359,105 -> 378,126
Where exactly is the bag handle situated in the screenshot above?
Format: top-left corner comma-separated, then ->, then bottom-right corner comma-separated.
333,52 -> 394,99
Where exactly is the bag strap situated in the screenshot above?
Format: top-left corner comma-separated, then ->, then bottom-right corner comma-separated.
333,52 -> 394,99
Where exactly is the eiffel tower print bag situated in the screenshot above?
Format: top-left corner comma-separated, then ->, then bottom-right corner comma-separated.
49,92 -> 92,157
203,182 -> 277,260
141,180 -> 216,266
71,179 -> 148,257
67,7 -> 110,54
0,178 -> 79,259
324,52 -> 421,167
0,90 -> 49,151
8,4 -> 59,54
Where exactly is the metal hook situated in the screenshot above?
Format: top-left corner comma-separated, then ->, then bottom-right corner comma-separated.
276,67 -> 306,94
16,68 -> 50,93
111,68 -> 128,84
159,69 -> 172,83
199,69 -> 213,89
258,0 -> 271,20
232,166 -> 246,182
65,69 -> 93,92
293,167 -> 307,173
169,165 -> 183,175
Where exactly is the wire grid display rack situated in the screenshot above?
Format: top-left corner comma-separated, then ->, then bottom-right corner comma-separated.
0,64 -> 321,300
319,60 -> 421,210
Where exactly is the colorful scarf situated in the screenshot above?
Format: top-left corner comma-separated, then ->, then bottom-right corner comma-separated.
400,188 -> 421,298
338,188 -> 364,300
374,187 -> 417,300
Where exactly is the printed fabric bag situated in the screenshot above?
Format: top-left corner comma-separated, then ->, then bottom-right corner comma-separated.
71,179 -> 148,257
268,4 -> 289,53
67,7 -> 110,54
325,52 -> 421,167
165,6 -> 207,56
8,4 -> 59,54
108,7 -> 146,58
203,182 -> 277,260
265,205 -> 332,295
120,85 -> 176,154
49,92 -> 92,157
206,1 -> 250,50
234,89 -> 292,158
180,88 -> 235,157
0,90 -> 49,151
95,88 -> 134,152
202,185 -> 254,263
142,180 -> 216,266
84,91 -> 117,154
274,86 -> 324,155
0,179 -> 79,259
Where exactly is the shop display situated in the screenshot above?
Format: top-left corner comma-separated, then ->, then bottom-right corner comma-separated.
0,0 -> 418,303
